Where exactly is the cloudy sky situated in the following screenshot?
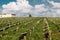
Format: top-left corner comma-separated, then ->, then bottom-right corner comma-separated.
0,0 -> 60,17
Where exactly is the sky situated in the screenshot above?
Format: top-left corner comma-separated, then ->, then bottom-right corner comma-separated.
0,0 -> 60,17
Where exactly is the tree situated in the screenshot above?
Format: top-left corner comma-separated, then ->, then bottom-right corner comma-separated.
29,14 -> 32,17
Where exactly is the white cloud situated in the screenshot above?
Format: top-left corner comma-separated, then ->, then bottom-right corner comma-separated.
34,4 -> 48,13
2,0 -> 33,14
48,1 -> 60,8
2,0 -> 60,17
48,0 -> 60,17
2,2 -> 19,10
31,4 -> 48,17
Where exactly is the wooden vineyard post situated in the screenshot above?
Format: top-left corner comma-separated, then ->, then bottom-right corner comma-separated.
49,30 -> 52,40
47,21 -> 52,40
19,32 -> 27,40
43,18 -> 52,40
29,26 -> 35,40
16,27 -> 19,32
32,26 -> 35,40
29,30 -> 31,40
33,26 -> 34,32
24,36 -> 26,40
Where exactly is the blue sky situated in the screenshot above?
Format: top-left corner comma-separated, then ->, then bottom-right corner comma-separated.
0,0 -> 16,8
0,0 -> 60,17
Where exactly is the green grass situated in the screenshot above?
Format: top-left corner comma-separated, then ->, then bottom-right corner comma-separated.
0,17 -> 60,40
